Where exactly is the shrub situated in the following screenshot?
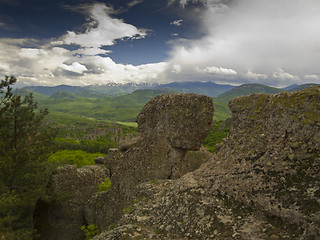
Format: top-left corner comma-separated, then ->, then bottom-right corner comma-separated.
81,224 -> 99,240
98,178 -> 111,192
48,150 -> 104,167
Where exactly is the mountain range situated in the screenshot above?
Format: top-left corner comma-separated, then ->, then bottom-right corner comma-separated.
17,82 -> 319,123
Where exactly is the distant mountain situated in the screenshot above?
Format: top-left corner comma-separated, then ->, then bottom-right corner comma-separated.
111,89 -> 177,105
50,91 -> 78,99
22,81 -> 234,98
23,85 -> 83,96
215,83 -> 283,103
85,82 -> 160,96
13,89 -> 48,101
155,81 -> 234,98
289,83 -> 320,92
282,84 -> 299,91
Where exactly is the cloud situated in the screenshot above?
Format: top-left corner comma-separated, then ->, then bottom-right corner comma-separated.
167,0 -> 320,86
0,2 -> 169,86
304,75 -> 320,81
171,64 -> 182,73
169,0 -> 231,9
170,19 -> 183,26
128,0 -> 144,7
196,66 -> 236,75
0,37 -> 168,86
272,69 -> 299,81
59,3 -> 147,48
59,62 -> 88,74
72,47 -> 111,56
244,71 -> 267,81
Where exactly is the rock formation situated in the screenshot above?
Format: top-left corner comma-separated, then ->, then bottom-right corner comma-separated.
35,93 -> 214,239
34,165 -> 108,240
85,93 -> 214,229
93,87 -> 320,239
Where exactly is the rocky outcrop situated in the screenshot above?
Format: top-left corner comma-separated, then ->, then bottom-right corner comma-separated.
93,87 -> 320,239
85,94 -> 214,229
36,93 -> 214,240
34,165 -> 108,240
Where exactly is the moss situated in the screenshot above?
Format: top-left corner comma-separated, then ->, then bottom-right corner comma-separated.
154,228 -> 165,235
150,179 -> 159,185
133,195 -> 148,203
98,177 -> 111,192
123,205 -> 135,214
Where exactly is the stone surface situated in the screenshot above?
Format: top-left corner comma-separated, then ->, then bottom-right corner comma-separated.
34,165 -> 108,240
93,87 -> 320,240
85,93 -> 214,229
136,93 -> 214,150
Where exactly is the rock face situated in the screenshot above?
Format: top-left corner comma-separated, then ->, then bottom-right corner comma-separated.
34,165 -> 108,240
93,87 -> 320,240
85,93 -> 214,229
36,93 -> 214,239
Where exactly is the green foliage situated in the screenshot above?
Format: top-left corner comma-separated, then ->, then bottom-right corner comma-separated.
98,178 -> 111,192
81,224 -> 99,240
48,150 -> 104,167
0,76 -> 56,239
36,89 -> 174,123
54,137 -> 117,154
204,120 -> 231,154
123,205 -> 134,214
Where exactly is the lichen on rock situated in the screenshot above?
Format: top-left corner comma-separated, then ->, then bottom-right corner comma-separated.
86,93 -> 214,230
92,87 -> 320,240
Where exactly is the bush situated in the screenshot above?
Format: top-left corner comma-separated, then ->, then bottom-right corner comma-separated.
81,224 -> 99,240
204,120 -> 231,154
48,150 -> 104,168
98,178 -> 111,192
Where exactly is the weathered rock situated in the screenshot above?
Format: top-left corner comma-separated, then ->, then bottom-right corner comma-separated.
136,94 -> 214,150
34,165 -> 108,240
93,87 -> 320,240
85,93 -> 214,229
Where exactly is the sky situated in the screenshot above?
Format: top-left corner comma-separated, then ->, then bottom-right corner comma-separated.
0,0 -> 319,87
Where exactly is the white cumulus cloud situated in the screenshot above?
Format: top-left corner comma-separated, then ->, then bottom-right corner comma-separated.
59,62 -> 88,74
196,66 -> 236,75
60,3 -> 147,48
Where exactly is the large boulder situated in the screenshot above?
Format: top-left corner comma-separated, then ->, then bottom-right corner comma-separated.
85,93 -> 214,229
136,93 -> 214,150
34,165 -> 108,240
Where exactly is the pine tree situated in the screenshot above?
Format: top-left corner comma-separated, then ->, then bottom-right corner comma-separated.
0,76 -> 56,239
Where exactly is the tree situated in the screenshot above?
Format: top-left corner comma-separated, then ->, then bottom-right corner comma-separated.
0,76 -> 56,239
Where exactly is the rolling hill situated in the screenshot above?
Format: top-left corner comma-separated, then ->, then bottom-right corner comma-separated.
155,81 -> 234,97
288,83 -> 320,92
37,89 -> 176,123
18,82 -> 319,123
